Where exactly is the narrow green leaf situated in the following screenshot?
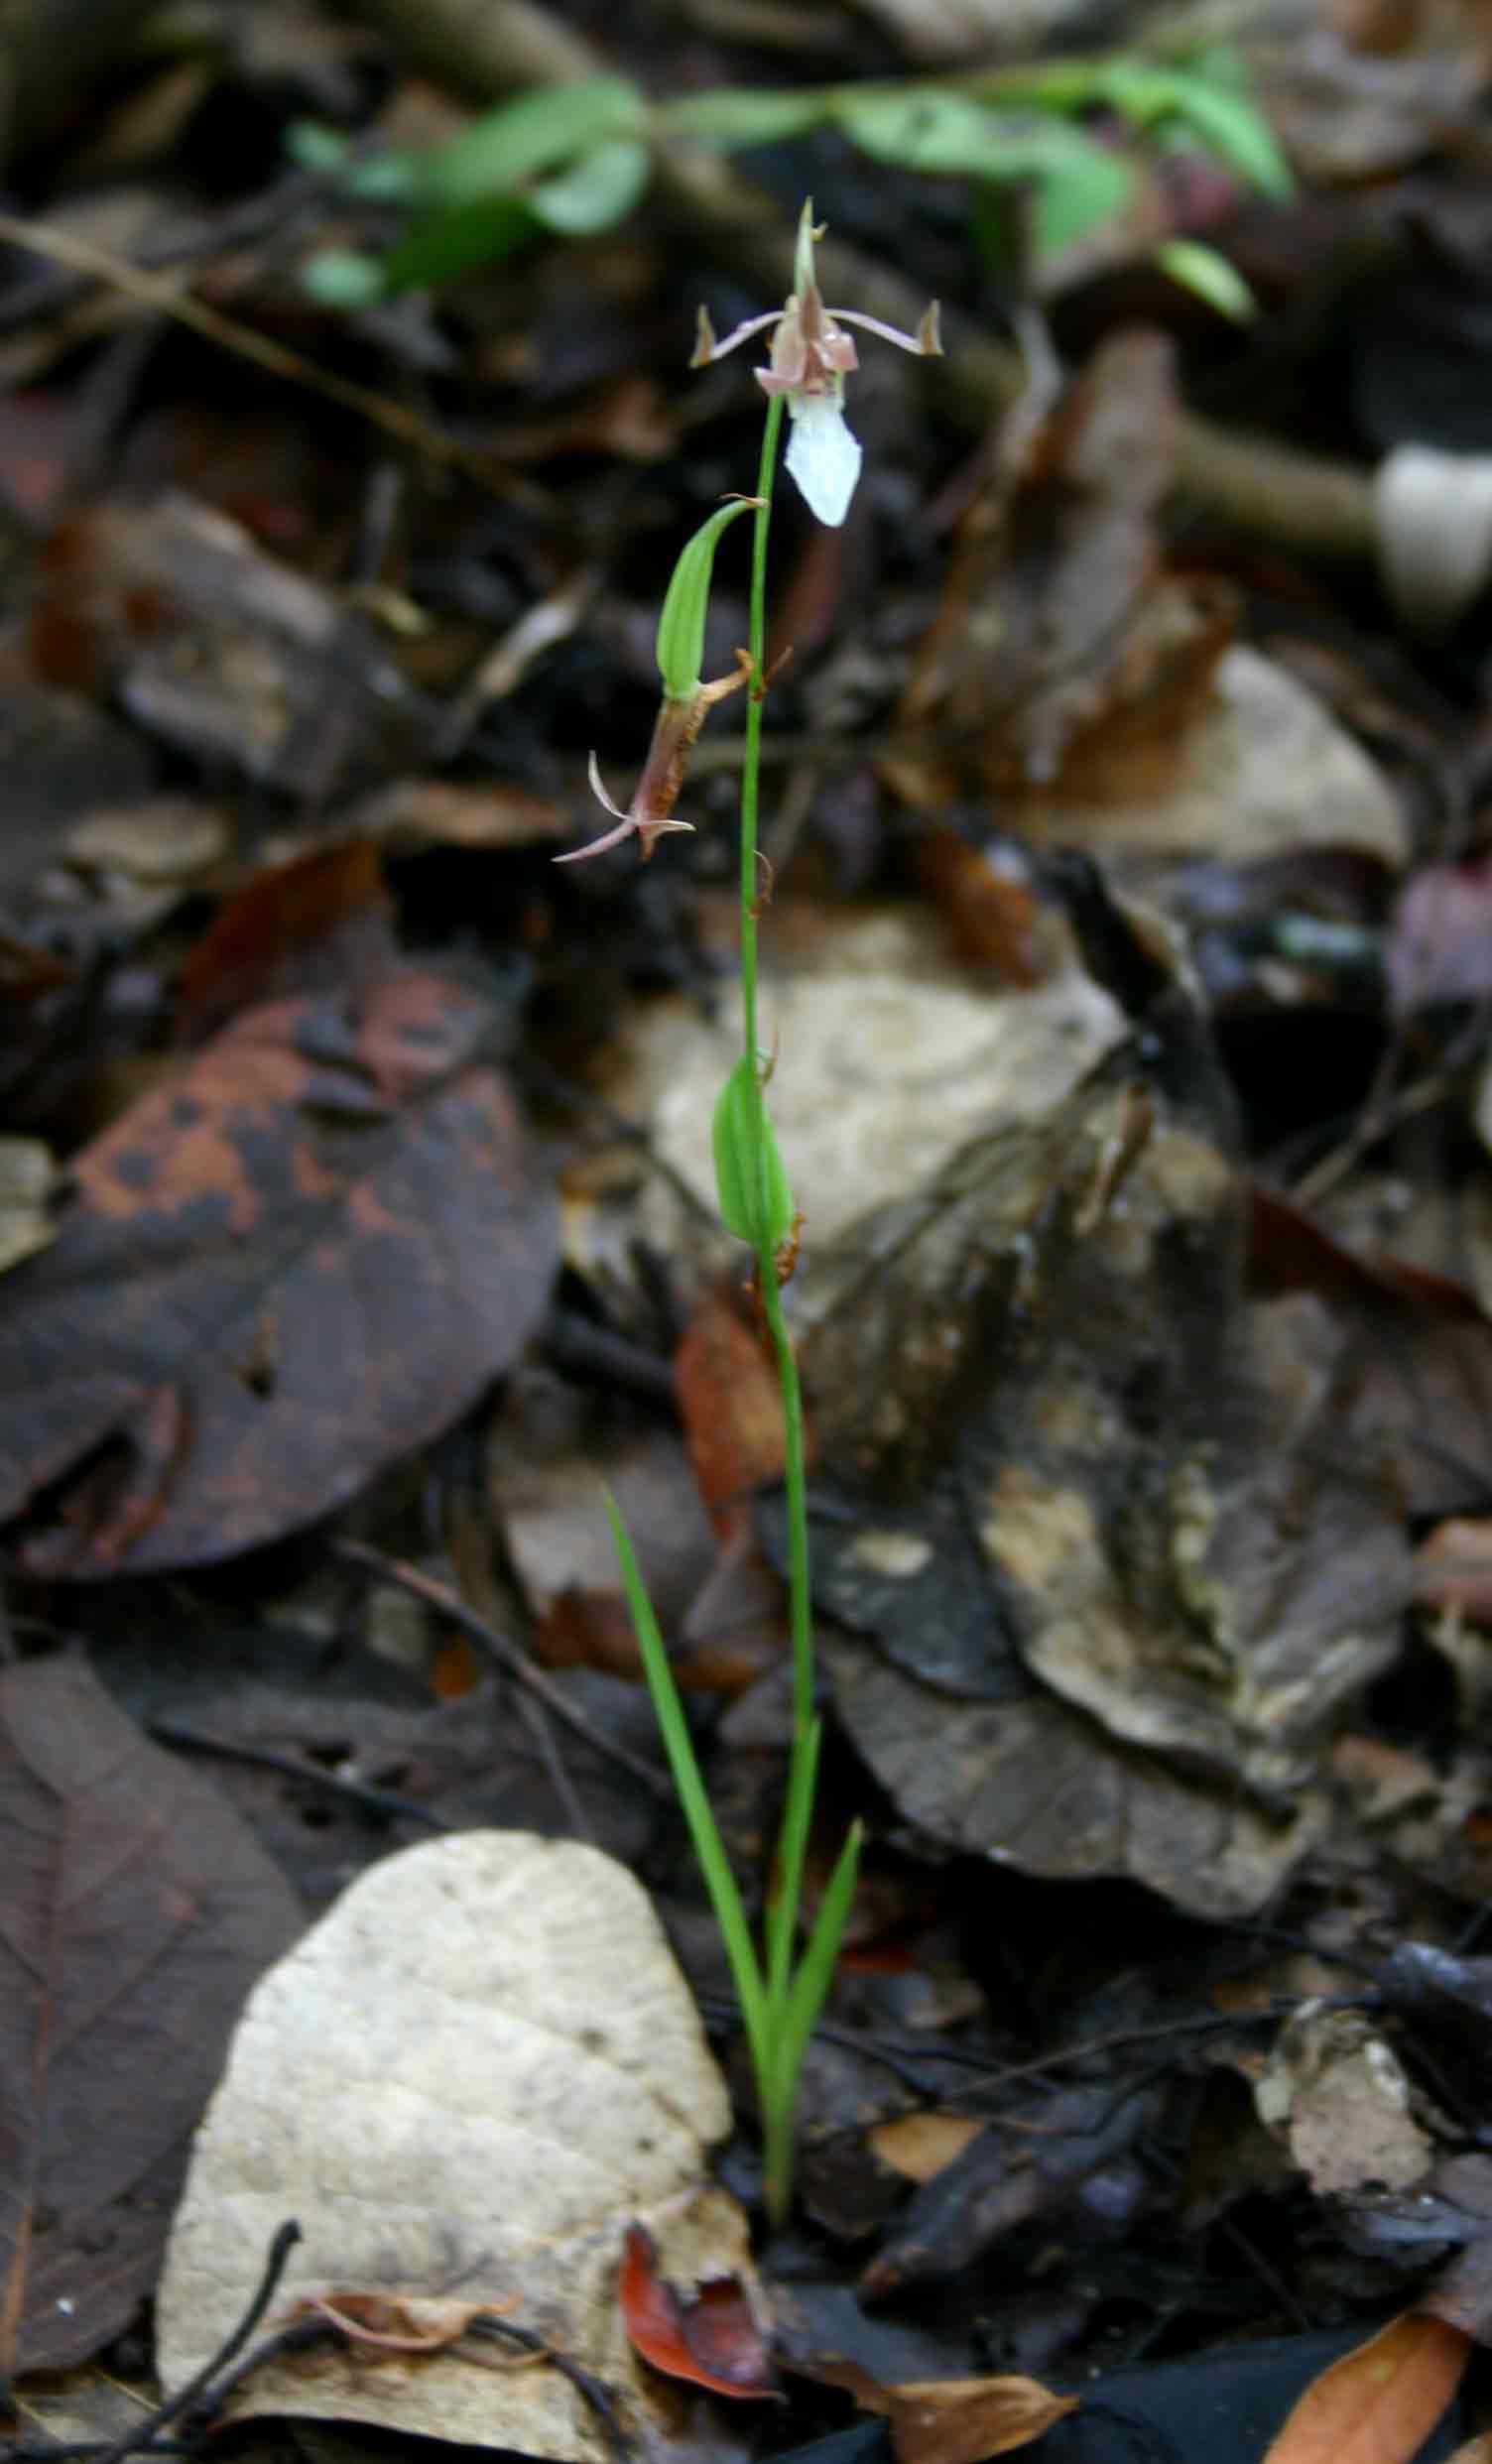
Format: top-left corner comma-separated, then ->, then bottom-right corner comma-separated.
655,498 -> 756,702
766,1715 -> 820,2008
1165,72 -> 1292,195
1103,53 -> 1291,196
1157,236 -> 1256,319
1175,84 -> 1291,194
420,76 -> 646,207
604,1493 -> 770,2057
531,137 -> 651,234
779,1820 -> 862,2096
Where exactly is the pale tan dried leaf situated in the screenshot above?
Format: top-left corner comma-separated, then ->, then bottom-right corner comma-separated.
869,2113 -> 984,2185
1254,2005 -> 1433,2197
885,2375 -> 1079,2464
158,1832 -> 749,2462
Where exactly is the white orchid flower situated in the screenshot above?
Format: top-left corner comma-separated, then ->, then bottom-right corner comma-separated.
691,201 -> 941,528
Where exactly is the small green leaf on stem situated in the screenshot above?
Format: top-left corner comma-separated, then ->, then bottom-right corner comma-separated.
655,499 -> 758,702
712,1056 -> 796,1249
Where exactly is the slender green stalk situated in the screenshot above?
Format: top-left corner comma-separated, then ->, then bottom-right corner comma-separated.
733,392 -> 860,2223
737,392 -> 784,1088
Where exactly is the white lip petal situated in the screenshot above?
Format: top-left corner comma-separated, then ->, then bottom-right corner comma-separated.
785,392 -> 862,528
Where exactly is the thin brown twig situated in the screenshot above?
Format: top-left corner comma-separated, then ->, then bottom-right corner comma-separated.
147,1715 -> 447,1829
333,1537 -> 673,1799
0,208 -> 539,506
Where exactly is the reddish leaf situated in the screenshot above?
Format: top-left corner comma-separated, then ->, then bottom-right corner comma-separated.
177,838 -> 394,1043
1261,2312 -> 1470,2464
619,2224 -> 777,2401
0,1653 -> 301,2375
674,1285 -> 789,1533
0,964 -> 559,1573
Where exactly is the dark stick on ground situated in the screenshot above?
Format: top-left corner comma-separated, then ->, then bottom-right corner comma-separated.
148,1715 -> 448,1830
464,2314 -> 637,2464
31,2224 -> 309,2464
333,1537 -> 673,1798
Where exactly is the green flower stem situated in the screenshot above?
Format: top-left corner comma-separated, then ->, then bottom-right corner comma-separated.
738,391 -> 784,1090
735,390 -> 860,2226
734,390 -> 817,2000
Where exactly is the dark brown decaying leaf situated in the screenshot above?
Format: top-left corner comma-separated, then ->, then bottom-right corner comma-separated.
793,1039 -> 1406,1913
858,2084 -> 1161,2299
885,328 -> 1225,809
0,1652 -> 302,2375
31,494 -> 429,797
0,964 -> 560,1573
175,837 -> 395,1045
1248,1184 -> 1492,1518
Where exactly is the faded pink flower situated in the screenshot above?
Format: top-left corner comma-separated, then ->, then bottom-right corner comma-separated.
691,200 -> 941,527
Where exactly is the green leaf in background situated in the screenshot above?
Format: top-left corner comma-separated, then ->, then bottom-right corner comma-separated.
381,192 -> 538,291
1157,236 -> 1256,319
419,74 -> 645,207
285,118 -> 350,174
836,89 -> 1024,176
530,137 -> 651,235
839,88 -> 1131,191
1103,52 -> 1291,196
300,246 -> 387,307
345,150 -> 424,203
1029,141 -> 1137,259
284,118 -> 424,202
656,86 -> 829,147
1163,64 -> 1293,197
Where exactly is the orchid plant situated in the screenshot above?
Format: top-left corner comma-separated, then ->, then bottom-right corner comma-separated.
556,202 -> 940,2222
